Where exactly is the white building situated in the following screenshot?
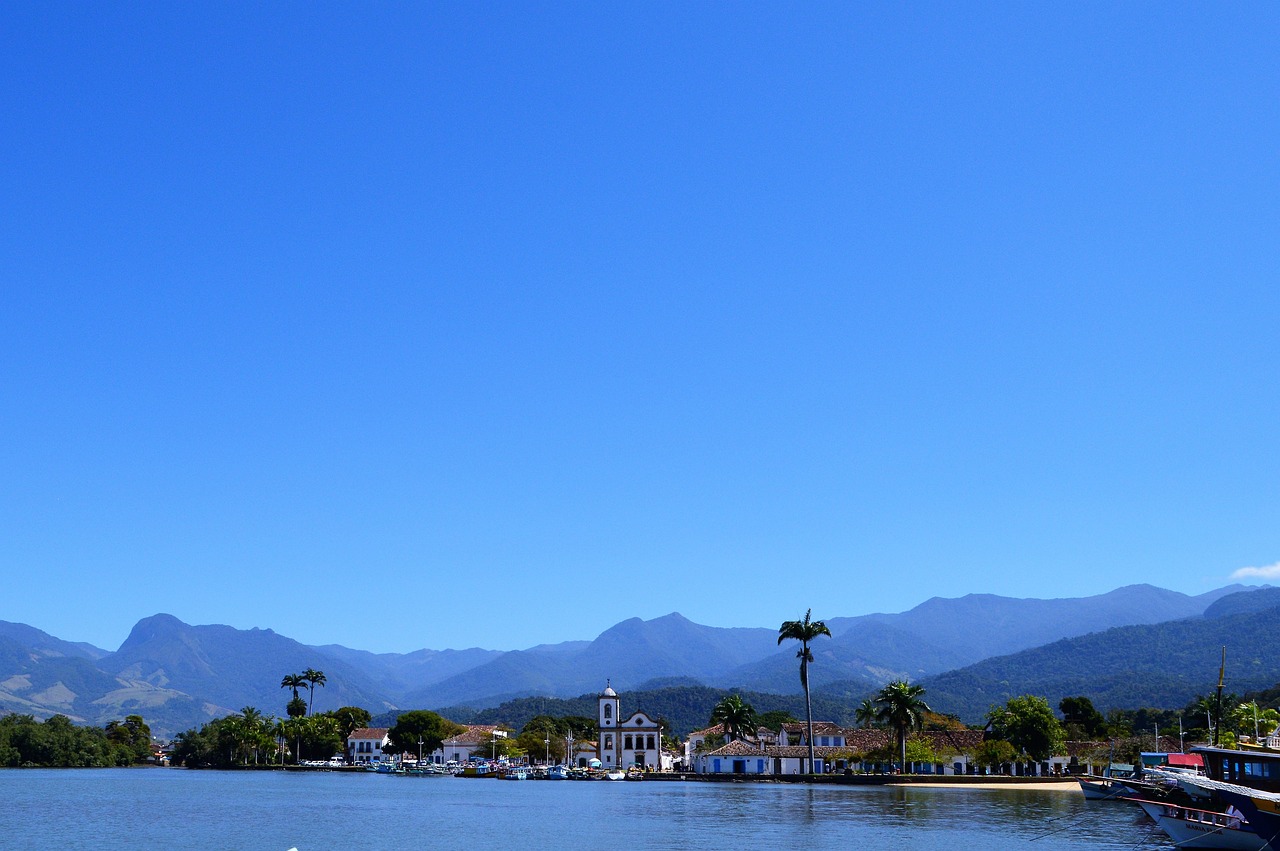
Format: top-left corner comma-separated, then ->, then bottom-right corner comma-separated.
347,727 -> 391,764
440,725 -> 502,763
596,681 -> 664,770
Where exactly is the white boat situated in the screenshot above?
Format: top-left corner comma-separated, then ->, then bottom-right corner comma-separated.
547,765 -> 569,780
604,770 -> 626,781
1131,798 -> 1264,850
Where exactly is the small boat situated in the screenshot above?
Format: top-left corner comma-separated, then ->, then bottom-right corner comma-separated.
503,767 -> 527,780
1129,798 -> 1261,850
604,770 -> 626,781
1079,777 -> 1133,801
546,765 -> 570,780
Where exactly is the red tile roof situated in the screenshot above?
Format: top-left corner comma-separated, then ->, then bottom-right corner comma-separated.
348,728 -> 389,740
444,725 -> 501,745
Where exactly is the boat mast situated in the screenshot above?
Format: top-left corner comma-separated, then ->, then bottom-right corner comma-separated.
1213,646 -> 1226,748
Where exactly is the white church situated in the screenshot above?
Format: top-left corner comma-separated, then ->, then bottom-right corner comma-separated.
596,681 -> 664,770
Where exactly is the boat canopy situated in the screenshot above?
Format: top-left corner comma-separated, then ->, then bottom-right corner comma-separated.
1166,753 -> 1204,768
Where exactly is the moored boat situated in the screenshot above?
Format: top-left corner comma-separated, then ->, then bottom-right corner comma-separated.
1129,796 -> 1263,850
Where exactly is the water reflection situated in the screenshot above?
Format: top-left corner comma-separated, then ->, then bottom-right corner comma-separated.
0,770 -> 1173,850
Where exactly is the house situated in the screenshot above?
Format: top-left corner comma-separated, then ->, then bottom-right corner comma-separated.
347,727 -> 391,764
684,723 -> 777,769
440,725 -> 502,764
692,724 -> 988,776
596,681 -> 664,770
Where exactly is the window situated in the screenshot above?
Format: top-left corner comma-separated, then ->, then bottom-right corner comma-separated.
604,735 -> 612,749
646,735 -> 655,750
603,704 -> 612,720
624,735 -> 634,750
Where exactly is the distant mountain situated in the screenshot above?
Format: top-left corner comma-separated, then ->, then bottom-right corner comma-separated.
722,620 -> 969,694
0,631 -> 198,730
836,584 -> 1246,667
1,583 -> 1272,737
448,683 -> 867,737
1202,586 -> 1280,619
0,621 -> 108,661
308,644 -> 504,697
401,613 -> 779,708
97,614 -> 397,725
718,584 -> 1246,695
920,590 -> 1280,722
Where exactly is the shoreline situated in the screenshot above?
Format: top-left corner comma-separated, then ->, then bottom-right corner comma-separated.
891,780 -> 1078,791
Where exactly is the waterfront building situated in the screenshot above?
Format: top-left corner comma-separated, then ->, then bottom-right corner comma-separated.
691,725 -> 986,776
347,727 -> 391,764
440,724 -> 502,764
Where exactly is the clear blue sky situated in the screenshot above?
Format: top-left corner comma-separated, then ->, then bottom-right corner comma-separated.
2,2 -> 1277,654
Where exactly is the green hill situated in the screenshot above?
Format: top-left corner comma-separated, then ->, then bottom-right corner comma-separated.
921,595 -> 1280,722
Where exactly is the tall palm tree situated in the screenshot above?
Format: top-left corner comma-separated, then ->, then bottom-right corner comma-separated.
710,694 -> 757,743
874,680 -> 931,772
303,668 -> 326,715
281,673 -> 305,701
777,609 -> 831,773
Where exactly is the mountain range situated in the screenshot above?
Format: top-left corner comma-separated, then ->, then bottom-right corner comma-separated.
1,583 -> 1272,735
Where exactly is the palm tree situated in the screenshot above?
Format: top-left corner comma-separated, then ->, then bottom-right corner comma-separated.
777,608 -> 831,774
874,680 -> 931,772
710,694 -> 757,743
855,698 -> 878,729
239,706 -> 266,764
303,668 -> 327,715
281,673 -> 305,701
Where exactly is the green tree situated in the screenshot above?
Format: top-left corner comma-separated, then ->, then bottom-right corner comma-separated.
987,695 -> 1065,761
515,729 -> 565,763
104,714 -> 152,763
1059,696 -> 1107,740
386,711 -> 466,761
330,707 -> 373,741
777,608 -> 831,773
974,739 -> 1017,774
710,694 -> 757,742
903,737 -> 936,767
303,668 -> 327,715
756,710 -> 797,732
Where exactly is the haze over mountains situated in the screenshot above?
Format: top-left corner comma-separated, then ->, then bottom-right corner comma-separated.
1,584 -> 1272,735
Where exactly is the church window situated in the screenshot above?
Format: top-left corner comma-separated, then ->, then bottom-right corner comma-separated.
646,735 -> 655,750
604,735 -> 612,749
624,735 -> 633,749
603,705 -> 612,720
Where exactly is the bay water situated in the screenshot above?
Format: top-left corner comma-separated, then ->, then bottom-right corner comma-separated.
0,769 -> 1172,849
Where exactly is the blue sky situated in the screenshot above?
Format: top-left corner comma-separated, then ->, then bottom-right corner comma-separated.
2,2 -> 1277,654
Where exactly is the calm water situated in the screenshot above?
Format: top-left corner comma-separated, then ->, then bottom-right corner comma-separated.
0,769 -> 1172,850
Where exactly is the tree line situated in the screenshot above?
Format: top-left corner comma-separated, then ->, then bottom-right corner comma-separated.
0,713 -> 153,767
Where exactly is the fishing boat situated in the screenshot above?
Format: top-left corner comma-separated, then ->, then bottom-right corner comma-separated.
547,765 -> 570,780
503,767 -> 528,780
